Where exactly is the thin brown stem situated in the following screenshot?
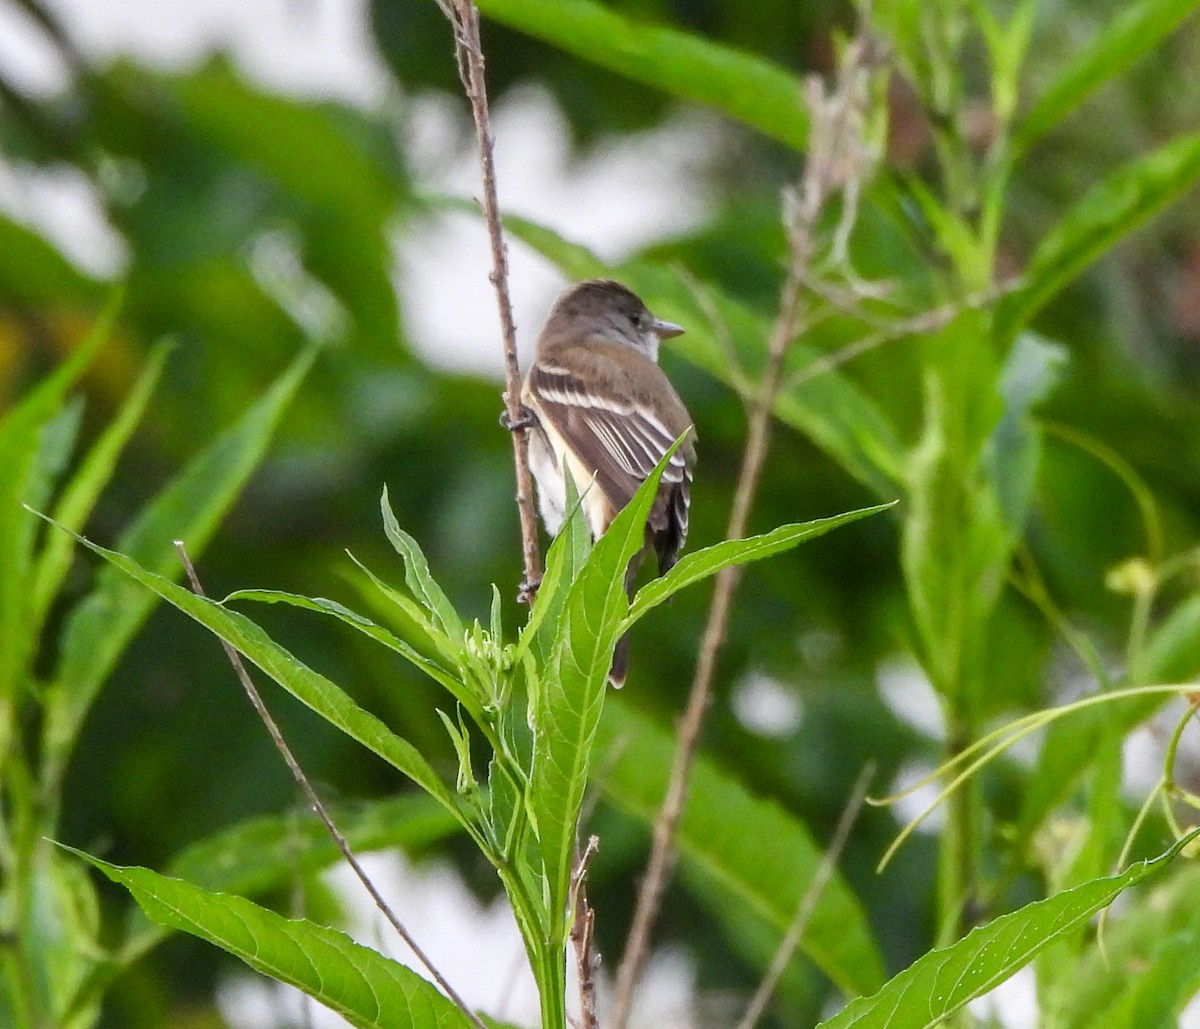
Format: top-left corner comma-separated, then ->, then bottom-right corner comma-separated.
610,26 -> 884,1026
610,254 -> 808,1029
173,542 -> 487,1029
570,836 -> 601,1029
734,764 -> 875,1029
440,0 -> 542,600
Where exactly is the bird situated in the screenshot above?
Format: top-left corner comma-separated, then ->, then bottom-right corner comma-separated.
517,279 -> 696,686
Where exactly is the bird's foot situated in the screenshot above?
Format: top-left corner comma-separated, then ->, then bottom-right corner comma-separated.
516,576 -> 542,605
500,406 -> 536,431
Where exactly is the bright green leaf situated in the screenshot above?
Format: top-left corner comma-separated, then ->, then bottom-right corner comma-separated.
225,588 -> 483,721
0,292 -> 116,707
40,522 -> 469,833
32,340 -> 173,634
61,795 -> 461,1021
596,700 -> 886,997
815,833 -> 1198,1029
474,0 -> 808,151
626,503 -> 895,627
532,443 -> 679,951
70,851 -> 476,1029
381,487 -> 465,646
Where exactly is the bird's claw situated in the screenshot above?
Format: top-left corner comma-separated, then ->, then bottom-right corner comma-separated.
500,407 -> 536,431
517,576 -> 542,605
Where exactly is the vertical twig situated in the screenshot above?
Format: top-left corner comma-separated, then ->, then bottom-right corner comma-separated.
734,764 -> 874,1029
438,0 -> 542,599
173,542 -> 487,1029
437,5 -> 601,1025
570,836 -> 601,1029
610,26 -> 883,1028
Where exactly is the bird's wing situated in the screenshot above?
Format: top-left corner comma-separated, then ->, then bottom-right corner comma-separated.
527,357 -> 691,522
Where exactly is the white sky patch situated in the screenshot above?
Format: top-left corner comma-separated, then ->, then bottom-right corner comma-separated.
731,670 -> 804,738
885,761 -> 946,835
876,655 -> 944,741
0,162 -> 128,278
1182,989 -> 1200,1028
218,850 -> 700,1028
40,0 -> 390,106
397,85 -> 719,375
0,2 -> 71,97
968,965 -> 1038,1029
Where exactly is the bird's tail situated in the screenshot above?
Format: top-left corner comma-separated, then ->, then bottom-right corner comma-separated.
609,633 -> 630,688
608,545 -> 648,688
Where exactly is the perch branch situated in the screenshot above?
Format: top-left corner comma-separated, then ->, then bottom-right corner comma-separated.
439,0 -> 542,600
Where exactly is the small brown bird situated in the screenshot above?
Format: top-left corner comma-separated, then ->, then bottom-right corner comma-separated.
520,279 -> 697,686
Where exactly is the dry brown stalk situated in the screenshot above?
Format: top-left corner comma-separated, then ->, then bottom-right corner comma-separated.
610,25 -> 885,1027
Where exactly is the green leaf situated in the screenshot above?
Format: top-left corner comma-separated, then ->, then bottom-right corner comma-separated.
626,503 -> 894,627
40,523 -> 469,833
42,346 -> 316,780
381,487 -> 465,646
1014,0 -> 1200,155
1141,592 -> 1200,685
814,833 -> 1198,1029
986,332 -> 1067,537
596,700 -> 886,997
532,443 -> 680,949
474,0 -> 808,151
515,466 -> 592,671
70,851 -> 476,1029
345,552 -> 462,670
0,216 -> 101,307
65,796 -> 460,1022
996,131 -> 1200,343
32,340 -> 173,634
226,589 -> 483,721
901,317 -> 1011,697
0,292 -> 116,706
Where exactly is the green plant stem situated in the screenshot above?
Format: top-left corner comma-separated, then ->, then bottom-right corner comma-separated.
938,716 -> 979,945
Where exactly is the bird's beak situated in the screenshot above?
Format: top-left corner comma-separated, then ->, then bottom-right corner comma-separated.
652,318 -> 685,340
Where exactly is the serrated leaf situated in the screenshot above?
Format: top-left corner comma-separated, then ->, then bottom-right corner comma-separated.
515,466 -> 591,671
1014,0 -> 1200,155
996,131 -> 1200,343
474,0 -> 808,151
625,503 -> 895,627
70,851 -> 476,1029
596,700 -> 886,997
60,794 -> 460,1022
815,833 -> 1198,1029
1059,865 -> 1200,1029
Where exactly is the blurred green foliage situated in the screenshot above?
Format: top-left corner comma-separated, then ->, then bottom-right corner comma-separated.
3,0 -> 1200,1026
